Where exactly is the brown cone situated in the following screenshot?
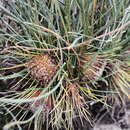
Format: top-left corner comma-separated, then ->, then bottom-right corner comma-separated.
80,53 -> 107,80
27,54 -> 57,84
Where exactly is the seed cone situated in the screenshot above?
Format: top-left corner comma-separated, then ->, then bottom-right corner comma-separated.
67,83 -> 83,107
80,53 -> 107,80
27,54 -> 57,84
107,61 -> 130,99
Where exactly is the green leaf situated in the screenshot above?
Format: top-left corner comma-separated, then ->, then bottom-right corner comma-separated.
0,70 -> 26,80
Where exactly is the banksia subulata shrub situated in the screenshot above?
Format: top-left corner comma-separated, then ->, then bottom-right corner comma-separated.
0,0 -> 130,130
27,54 -> 57,85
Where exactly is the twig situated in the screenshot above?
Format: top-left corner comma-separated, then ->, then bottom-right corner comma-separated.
26,22 -> 70,46
17,20 -> 130,52
26,22 -> 79,60
76,20 -> 130,48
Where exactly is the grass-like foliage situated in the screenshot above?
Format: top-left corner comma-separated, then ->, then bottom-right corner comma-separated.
0,0 -> 130,129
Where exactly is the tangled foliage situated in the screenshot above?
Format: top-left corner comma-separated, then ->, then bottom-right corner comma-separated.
0,0 -> 130,130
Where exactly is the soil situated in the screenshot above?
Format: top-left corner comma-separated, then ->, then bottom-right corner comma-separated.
92,98 -> 130,130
